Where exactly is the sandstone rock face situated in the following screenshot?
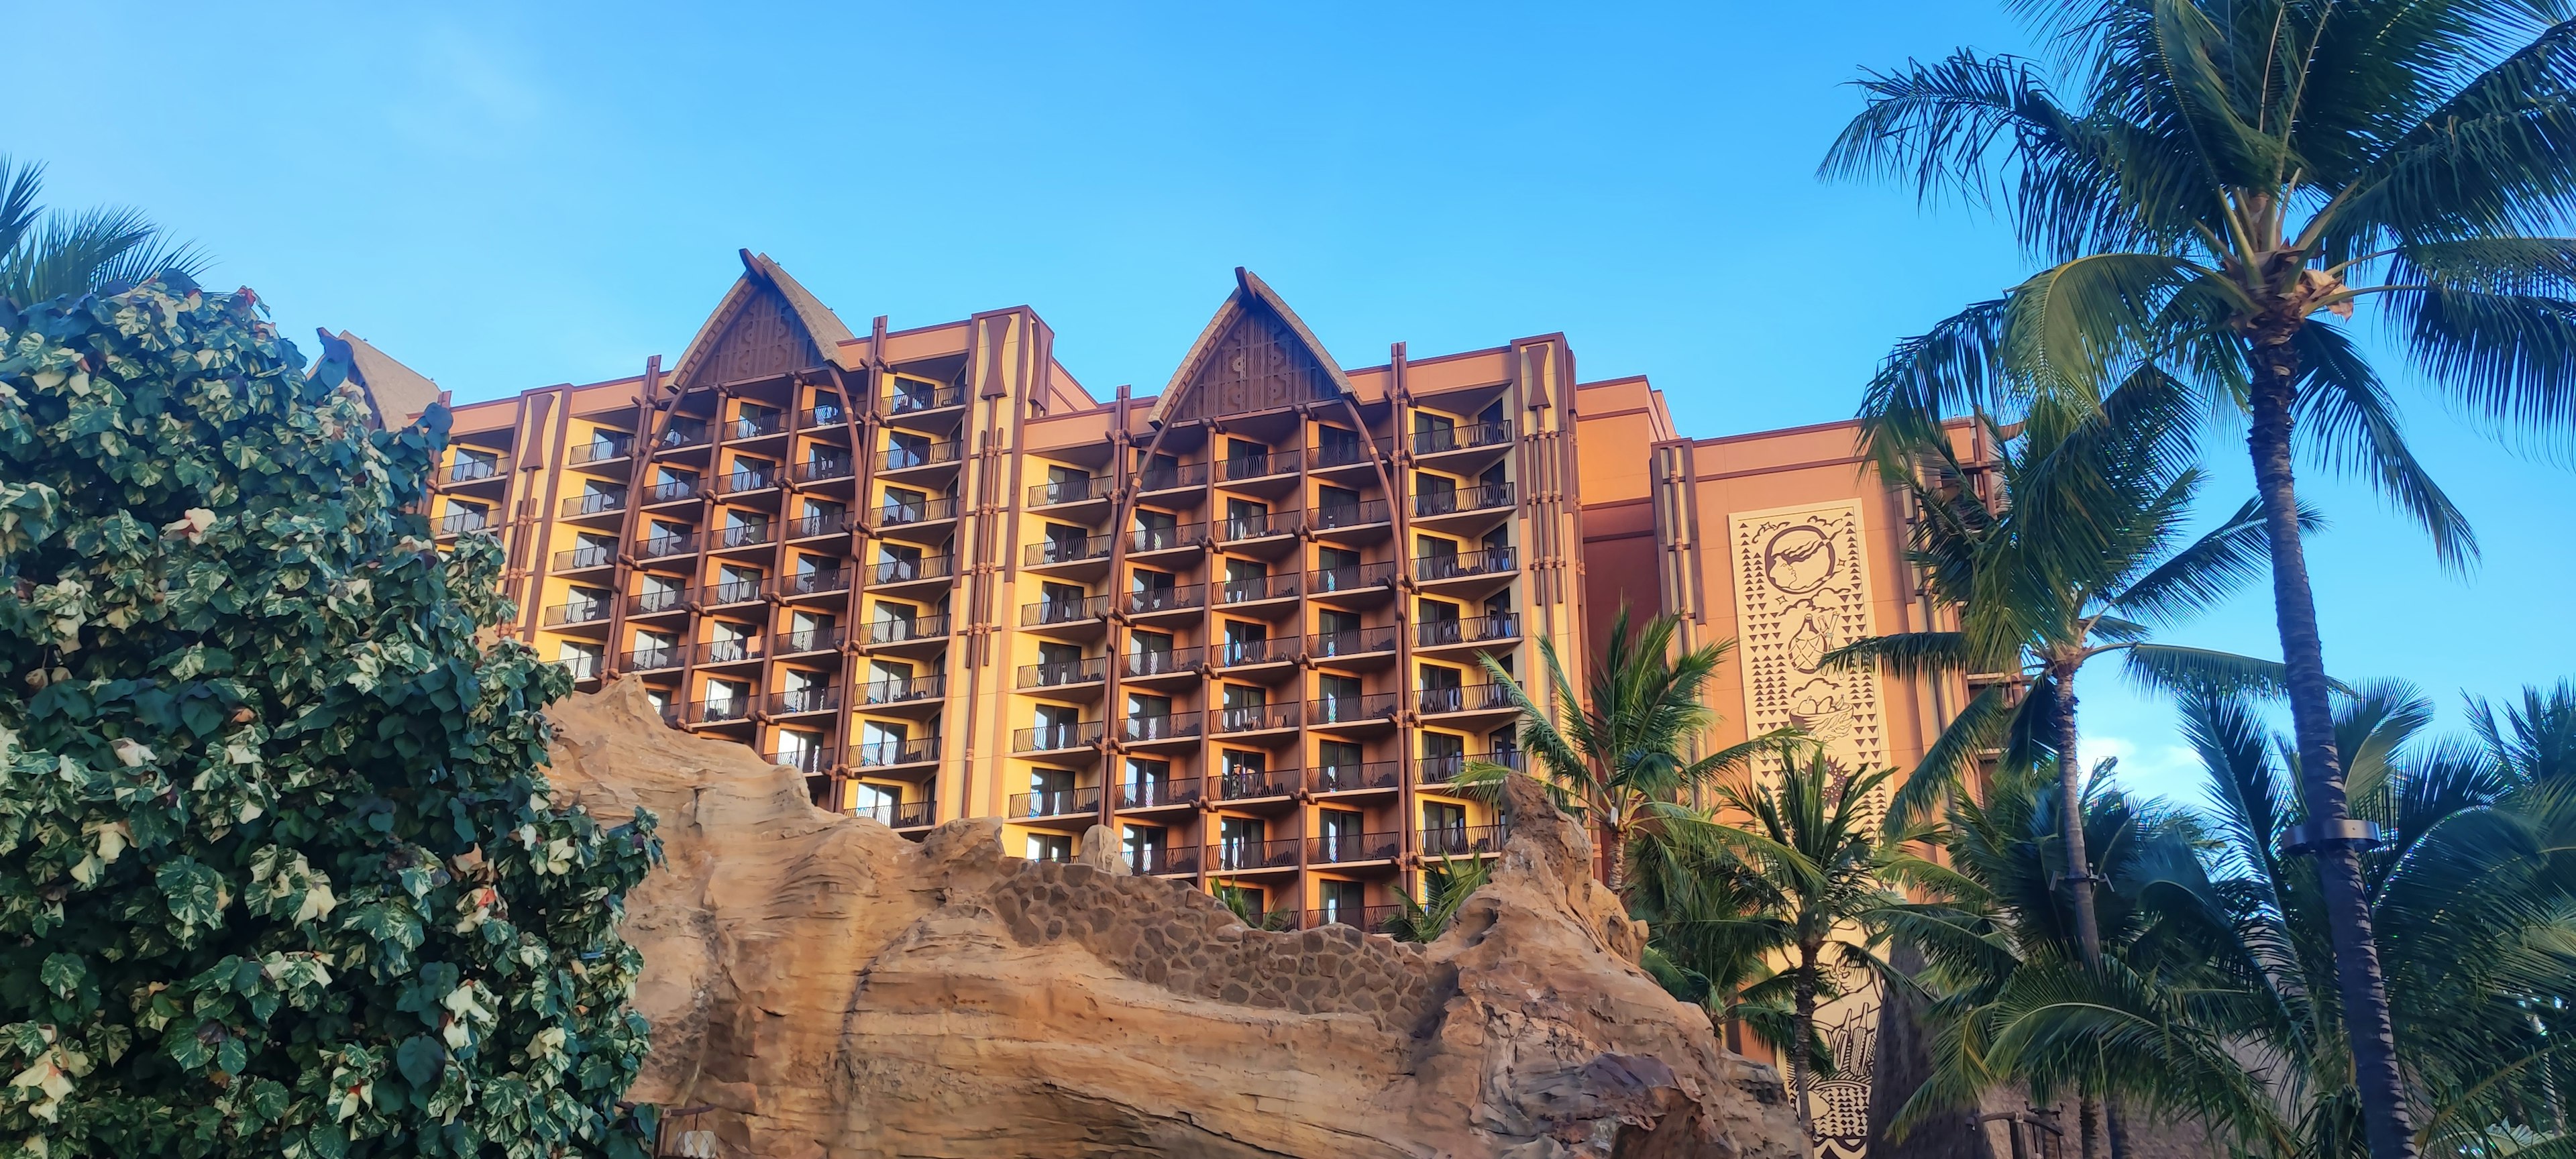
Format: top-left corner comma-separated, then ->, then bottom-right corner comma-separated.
547,679 -> 1801,1159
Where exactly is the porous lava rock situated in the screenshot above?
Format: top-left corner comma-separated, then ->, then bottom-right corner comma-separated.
547,677 -> 1801,1158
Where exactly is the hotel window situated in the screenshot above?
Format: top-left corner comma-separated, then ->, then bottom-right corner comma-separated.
1219,818 -> 1266,869
1424,802 -> 1467,845
1026,833 -> 1073,862
1123,824 -> 1170,873
1224,498 -> 1267,541
1413,410 -> 1456,451
703,678 -> 747,718
453,447 -> 500,481
1316,425 -> 1362,464
1045,463 -> 1091,503
577,479 -> 623,514
441,500 -> 488,535
1126,693 -> 1171,727
773,728 -> 821,772
554,641 -> 601,681
1128,630 -> 1175,676
850,781 -> 898,823
633,630 -> 678,669
1318,484 -> 1362,526
788,610 -> 833,653
1422,732 -> 1466,781
1220,684 -> 1265,731
1320,879 -> 1365,923
1038,581 -> 1086,620
566,586 -> 610,621
653,465 -> 697,498
638,572 -> 684,613
1134,508 -> 1178,551
1317,675 -> 1362,721
706,621 -> 753,663
1027,767 -> 1076,817
1316,610 -> 1360,655
571,532 -> 615,568
1124,758 -> 1171,806
1223,559 -> 1266,602
884,486 -> 928,524
1032,704 -> 1081,749
801,498 -> 845,537
1036,641 -> 1083,684
724,508 -> 770,547
1317,810 -> 1362,862
715,564 -> 763,604
861,720 -> 909,764
876,542 -> 923,583
1316,546 -> 1361,591
586,429 -> 631,459
1222,621 -> 1265,666
887,430 -> 932,468
1216,883 -> 1266,916
780,669 -> 826,713
1317,740 -> 1362,788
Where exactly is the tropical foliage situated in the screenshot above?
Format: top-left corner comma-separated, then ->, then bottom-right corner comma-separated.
0,277 -> 659,1158
1383,858 -> 1492,943
0,157 -> 205,306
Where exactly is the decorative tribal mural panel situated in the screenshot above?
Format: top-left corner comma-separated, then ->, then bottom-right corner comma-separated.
1727,501 -> 1887,775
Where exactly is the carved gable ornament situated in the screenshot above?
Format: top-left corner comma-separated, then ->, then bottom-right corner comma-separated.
1149,268 -> 1356,427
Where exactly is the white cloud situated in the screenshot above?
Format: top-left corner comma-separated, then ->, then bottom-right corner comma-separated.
2079,734 -> 2209,806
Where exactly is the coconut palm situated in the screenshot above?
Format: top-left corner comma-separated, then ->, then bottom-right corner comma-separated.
1825,5 -> 2576,1153
1462,606 -> 1785,891
0,156 -> 205,306
1382,857 -> 1491,942
1625,820 -> 1807,1056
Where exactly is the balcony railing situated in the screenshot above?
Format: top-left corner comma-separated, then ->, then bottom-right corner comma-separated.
1122,712 -> 1201,743
1118,777 -> 1204,810
1310,626 -> 1398,659
561,492 -> 625,518
1029,476 -> 1106,506
555,653 -> 601,681
1309,693 -> 1400,725
1217,765 -> 1300,799
1311,499 -> 1391,531
769,687 -> 839,715
1312,761 -> 1401,793
765,746 -> 833,774
1026,535 -> 1112,567
885,382 -> 967,415
1219,510 -> 1300,541
1214,703 -> 1300,734
695,637 -> 763,665
790,512 -> 848,539
654,422 -> 709,450
781,569 -> 851,598
1413,482 -> 1514,518
436,511 -> 492,537
636,532 -> 697,559
1413,419 -> 1513,455
849,798 -> 936,828
1416,547 -> 1515,581
1416,614 -> 1521,648
798,404 -> 847,430
702,577 -> 765,605
569,437 -> 633,464
1124,844 -> 1199,875
627,588 -> 688,616
718,467 -> 778,495
625,646 -> 682,672
779,626 -> 845,655
861,674 -> 945,706
1309,832 -> 1401,865
1220,449 -> 1297,482
1122,647 -> 1201,678
1418,749 -> 1524,784
686,696 -> 753,724
854,736 -> 940,767
1215,639 -> 1281,667
1421,824 -> 1506,857
868,614 -> 949,645
1128,522 -> 1201,553
1136,461 -> 1209,492
1208,837 -> 1301,872
881,495 -> 959,527
542,600 -> 612,627
644,478 -> 700,504
878,441 -> 961,472
792,457 -> 854,484
554,544 -> 616,570
1218,573 -> 1299,604
1020,595 -> 1110,626
1126,584 -> 1204,616
871,554 -> 953,585
1018,657 -> 1108,688
1013,722 -> 1105,753
1307,904 -> 1401,932
727,411 -> 786,440
1307,437 -> 1386,470
1417,683 -> 1515,715
447,455 -> 505,483
716,522 -> 774,550
1311,561 -> 1399,594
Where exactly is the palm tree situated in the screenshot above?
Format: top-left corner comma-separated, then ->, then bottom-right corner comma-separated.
1666,746 -> 1928,1148
1824,8 -> 2576,1154
1831,372 -> 2300,967
1625,820 -> 1806,1055
1463,606 -> 1782,891
0,156 -> 205,306
1382,857 -> 1491,942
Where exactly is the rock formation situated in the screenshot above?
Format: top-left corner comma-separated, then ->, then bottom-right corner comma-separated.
545,678 -> 1801,1158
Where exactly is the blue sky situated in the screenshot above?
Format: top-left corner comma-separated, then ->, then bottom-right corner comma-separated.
19,3 -> 2573,802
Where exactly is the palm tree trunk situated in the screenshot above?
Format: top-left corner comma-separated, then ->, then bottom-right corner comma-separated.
2245,331 -> 2418,1159
1792,948 -> 1819,1159
2048,664 -> 2103,962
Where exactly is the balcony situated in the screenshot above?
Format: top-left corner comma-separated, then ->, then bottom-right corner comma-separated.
1121,712 -> 1202,744
1214,703 -> 1300,734
1014,722 -> 1105,753
1136,461 -> 1210,492
1416,547 -> 1515,582
1310,626 -> 1398,660
880,495 -> 960,529
653,422 -> 710,451
870,554 -> 954,586
702,577 -> 765,606
1215,639 -> 1285,669
541,600 -> 612,628
1220,449 -> 1297,484
798,404 -> 849,431
1415,614 -> 1520,649
792,457 -> 855,485
1307,437 -> 1387,471
1218,510 -> 1300,543
1018,657 -> 1108,689
1413,419 -> 1513,456
627,588 -> 688,617
868,614 -> 950,645
1216,765 -> 1301,800
561,492 -> 626,518
714,522 -> 774,551
1217,573 -> 1299,606
1118,777 -> 1204,810
1208,837 -> 1301,873
878,441 -> 962,472
695,637 -> 763,665
768,687 -> 840,716
1122,647 -> 1203,680
1128,522 -> 1203,555
1309,832 -> 1401,865
885,382 -> 967,415
1418,749 -> 1524,785
436,511 -> 493,538
1126,584 -> 1204,618
1413,482 -> 1514,519
555,654 -> 602,681
726,411 -> 787,441
1312,761 -> 1401,793
553,544 -> 616,571
1020,595 -> 1110,627
1311,499 -> 1392,533
684,696 -> 754,725
1309,694 -> 1400,726
1026,535 -> 1113,568
446,455 -> 506,484
778,626 -> 845,655
1310,561 -> 1399,596
789,513 -> 849,540
854,736 -> 941,768
765,746 -> 833,775
625,646 -> 682,672
1124,844 -> 1199,875
1421,824 -> 1506,858
636,531 -> 698,559
1417,683 -> 1515,716
569,437 -> 633,465
643,478 -> 701,504
718,467 -> 779,495
1011,786 -> 1100,820
1029,476 -> 1107,507
850,798 -> 936,828
780,569 -> 851,599
1306,904 -> 1401,932
861,673 -> 945,707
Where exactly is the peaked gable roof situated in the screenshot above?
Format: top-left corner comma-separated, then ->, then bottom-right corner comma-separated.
1144,268 -> 1354,427
317,329 -> 443,429
667,250 -> 864,391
